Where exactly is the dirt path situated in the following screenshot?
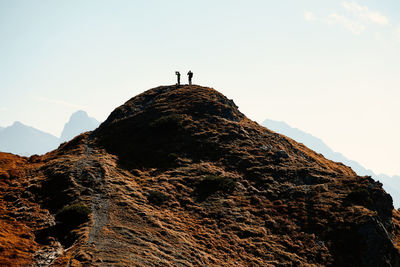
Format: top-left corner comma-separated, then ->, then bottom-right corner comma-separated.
83,142 -> 111,255
32,138 -> 111,266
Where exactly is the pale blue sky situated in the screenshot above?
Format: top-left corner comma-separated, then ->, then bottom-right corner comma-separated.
0,0 -> 399,175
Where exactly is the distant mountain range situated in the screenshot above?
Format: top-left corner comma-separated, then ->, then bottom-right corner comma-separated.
0,111 -> 100,156
0,121 -> 60,156
262,119 -> 400,208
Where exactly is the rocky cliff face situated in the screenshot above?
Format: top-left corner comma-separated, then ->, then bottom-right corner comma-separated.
0,85 -> 399,266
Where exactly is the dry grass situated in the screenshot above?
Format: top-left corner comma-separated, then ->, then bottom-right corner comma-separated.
0,85 -> 398,266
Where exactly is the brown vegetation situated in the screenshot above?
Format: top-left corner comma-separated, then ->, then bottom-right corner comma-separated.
0,85 -> 399,266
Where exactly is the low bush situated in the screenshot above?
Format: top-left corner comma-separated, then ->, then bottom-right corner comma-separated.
55,203 -> 92,228
147,190 -> 169,205
195,175 -> 237,200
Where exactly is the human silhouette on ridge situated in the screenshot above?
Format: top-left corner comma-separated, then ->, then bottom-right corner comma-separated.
175,71 -> 181,85
187,70 -> 193,85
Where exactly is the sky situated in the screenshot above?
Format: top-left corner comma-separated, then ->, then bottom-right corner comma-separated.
0,0 -> 399,176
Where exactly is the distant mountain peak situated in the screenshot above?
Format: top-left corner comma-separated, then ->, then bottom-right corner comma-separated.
12,121 -> 25,127
70,110 -> 89,118
60,110 -> 99,142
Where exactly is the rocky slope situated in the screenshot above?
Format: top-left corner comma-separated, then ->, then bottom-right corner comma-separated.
0,85 -> 399,266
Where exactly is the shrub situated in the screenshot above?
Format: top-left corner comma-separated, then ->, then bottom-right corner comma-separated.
56,203 -> 92,228
195,175 -> 237,200
149,114 -> 182,130
147,190 -> 169,205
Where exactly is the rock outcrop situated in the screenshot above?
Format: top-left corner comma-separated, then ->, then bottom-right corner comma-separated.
0,85 -> 399,266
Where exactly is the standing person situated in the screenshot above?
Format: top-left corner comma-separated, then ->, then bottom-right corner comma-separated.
175,71 -> 181,85
187,70 -> 193,85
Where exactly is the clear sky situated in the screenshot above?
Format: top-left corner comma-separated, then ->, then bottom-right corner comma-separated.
0,0 -> 399,175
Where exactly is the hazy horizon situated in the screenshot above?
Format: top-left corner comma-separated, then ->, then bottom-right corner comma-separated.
1,0 -> 399,175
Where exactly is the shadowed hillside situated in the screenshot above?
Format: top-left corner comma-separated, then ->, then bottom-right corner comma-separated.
0,85 -> 399,266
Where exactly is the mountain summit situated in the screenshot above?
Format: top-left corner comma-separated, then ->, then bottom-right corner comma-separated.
60,110 -> 99,142
1,85 -> 399,266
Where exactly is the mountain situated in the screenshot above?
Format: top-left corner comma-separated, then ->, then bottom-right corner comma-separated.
0,111 -> 100,156
0,85 -> 399,266
0,121 -> 59,156
262,119 -> 400,208
60,110 -> 100,142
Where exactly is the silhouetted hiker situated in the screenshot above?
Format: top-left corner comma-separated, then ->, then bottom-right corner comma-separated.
175,71 -> 181,85
187,70 -> 193,85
